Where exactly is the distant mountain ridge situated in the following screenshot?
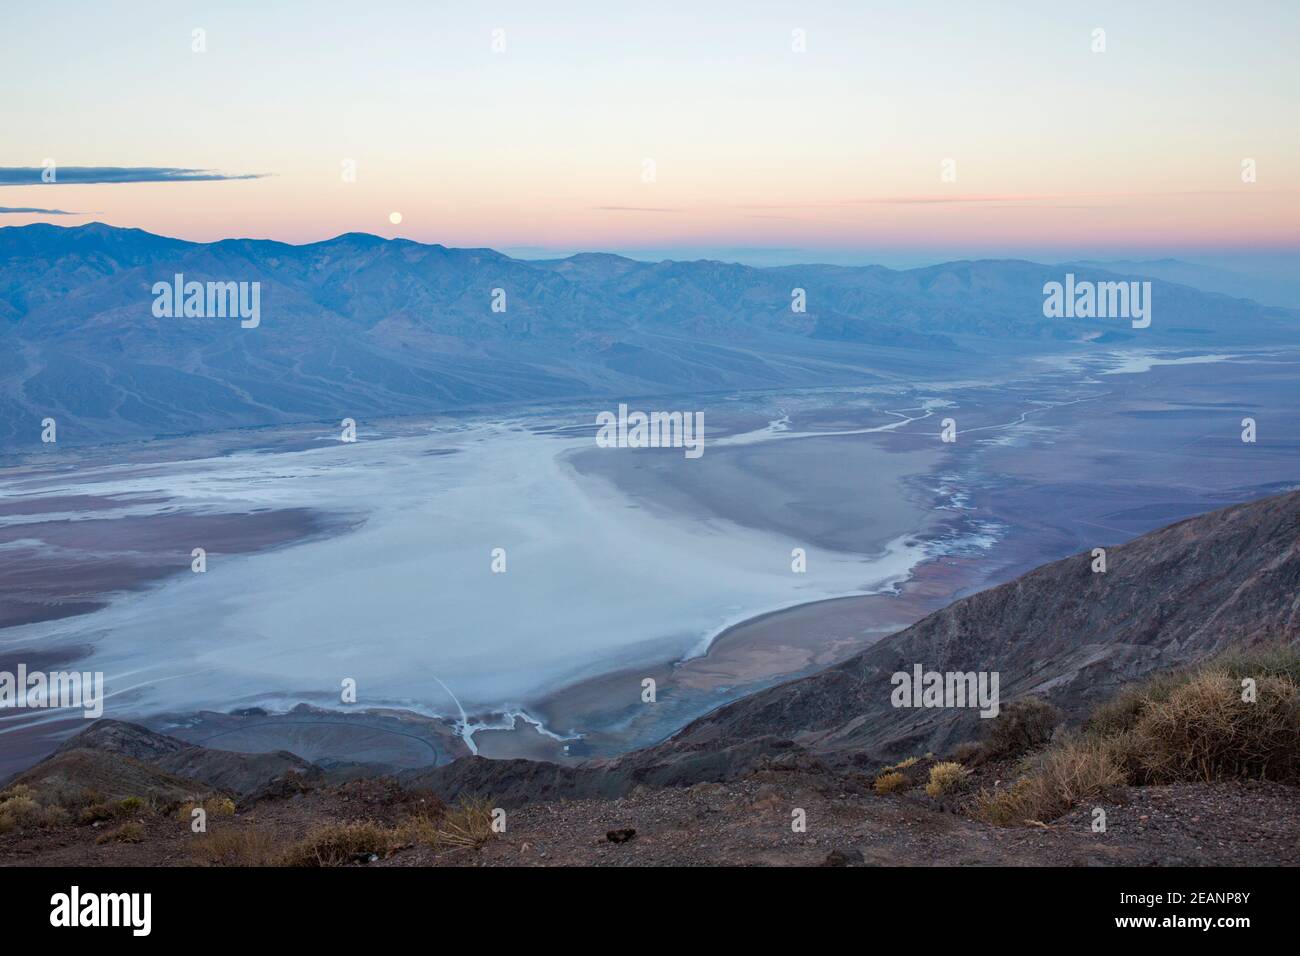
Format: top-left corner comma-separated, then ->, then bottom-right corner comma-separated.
1066,255 -> 1300,311
2,222 -> 1296,449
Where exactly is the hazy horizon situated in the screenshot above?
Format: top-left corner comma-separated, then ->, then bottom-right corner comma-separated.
10,218 -> 1300,279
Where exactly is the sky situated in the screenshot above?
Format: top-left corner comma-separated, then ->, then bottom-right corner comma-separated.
2,0 -> 1298,266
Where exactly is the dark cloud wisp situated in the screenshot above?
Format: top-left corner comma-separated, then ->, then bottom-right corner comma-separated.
0,206 -> 79,215
0,166 -> 265,186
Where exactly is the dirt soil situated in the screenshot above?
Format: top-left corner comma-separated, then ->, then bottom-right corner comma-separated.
4,770 -> 1295,868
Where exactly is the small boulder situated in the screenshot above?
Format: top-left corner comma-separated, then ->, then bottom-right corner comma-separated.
821,847 -> 863,867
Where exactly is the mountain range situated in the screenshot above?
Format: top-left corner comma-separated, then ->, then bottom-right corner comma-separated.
2,222 -> 1297,449
1067,255 -> 1300,311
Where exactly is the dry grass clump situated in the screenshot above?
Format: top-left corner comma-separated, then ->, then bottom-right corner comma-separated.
190,828 -> 283,866
177,796 -> 236,822
78,795 -> 155,825
0,785 -> 70,834
949,741 -> 983,764
434,798 -> 497,849
1083,690 -> 1147,739
281,799 -> 499,866
873,771 -> 909,795
95,821 -> 145,845
1129,670 -> 1299,783
1217,645 -> 1300,685
982,697 -> 1061,759
925,762 -> 969,798
1083,648 -> 1300,784
279,820 -> 399,867
1087,645 -> 1300,739
973,736 -> 1126,826
0,784 -> 167,833
973,646 -> 1300,826
200,796 -> 499,867
399,796 -> 498,850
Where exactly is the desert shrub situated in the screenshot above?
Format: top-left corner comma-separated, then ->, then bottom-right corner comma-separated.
972,647 -> 1300,827
27,785 -> 86,811
1085,669 -> 1199,737
95,821 -> 145,845
79,795 -> 151,825
973,736 -> 1125,826
1086,646 -> 1300,738
1216,645 -> 1300,685
435,798 -> 497,849
949,741 -> 983,764
78,802 -> 117,824
177,796 -> 237,823
982,697 -> 1062,759
887,756 -> 919,771
190,829 -> 282,866
394,801 -> 439,844
1129,670 -> 1300,783
1084,687 -> 1150,737
1035,736 -> 1127,807
971,777 -> 1037,827
279,820 -> 398,867
0,788 -> 70,833
399,797 -> 497,850
925,762 -> 969,797
873,771 -> 909,795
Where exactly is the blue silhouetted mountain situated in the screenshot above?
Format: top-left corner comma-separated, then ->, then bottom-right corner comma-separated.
1,223 -> 1295,447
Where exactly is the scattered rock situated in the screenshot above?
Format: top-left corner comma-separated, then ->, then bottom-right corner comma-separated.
822,847 -> 863,867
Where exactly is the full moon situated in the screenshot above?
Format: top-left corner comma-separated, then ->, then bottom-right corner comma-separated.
389,212 -> 402,225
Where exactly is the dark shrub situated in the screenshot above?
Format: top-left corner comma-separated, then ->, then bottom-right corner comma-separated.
982,697 -> 1061,759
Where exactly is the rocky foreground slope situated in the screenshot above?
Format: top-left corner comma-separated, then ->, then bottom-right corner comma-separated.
2,490 -> 1298,865
625,487 -> 1300,764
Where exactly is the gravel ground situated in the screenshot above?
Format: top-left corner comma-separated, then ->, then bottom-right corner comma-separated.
394,773 -> 1300,867
5,769 -> 1296,867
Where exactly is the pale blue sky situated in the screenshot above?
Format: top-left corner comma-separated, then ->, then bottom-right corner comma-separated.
3,1 -> 1297,263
